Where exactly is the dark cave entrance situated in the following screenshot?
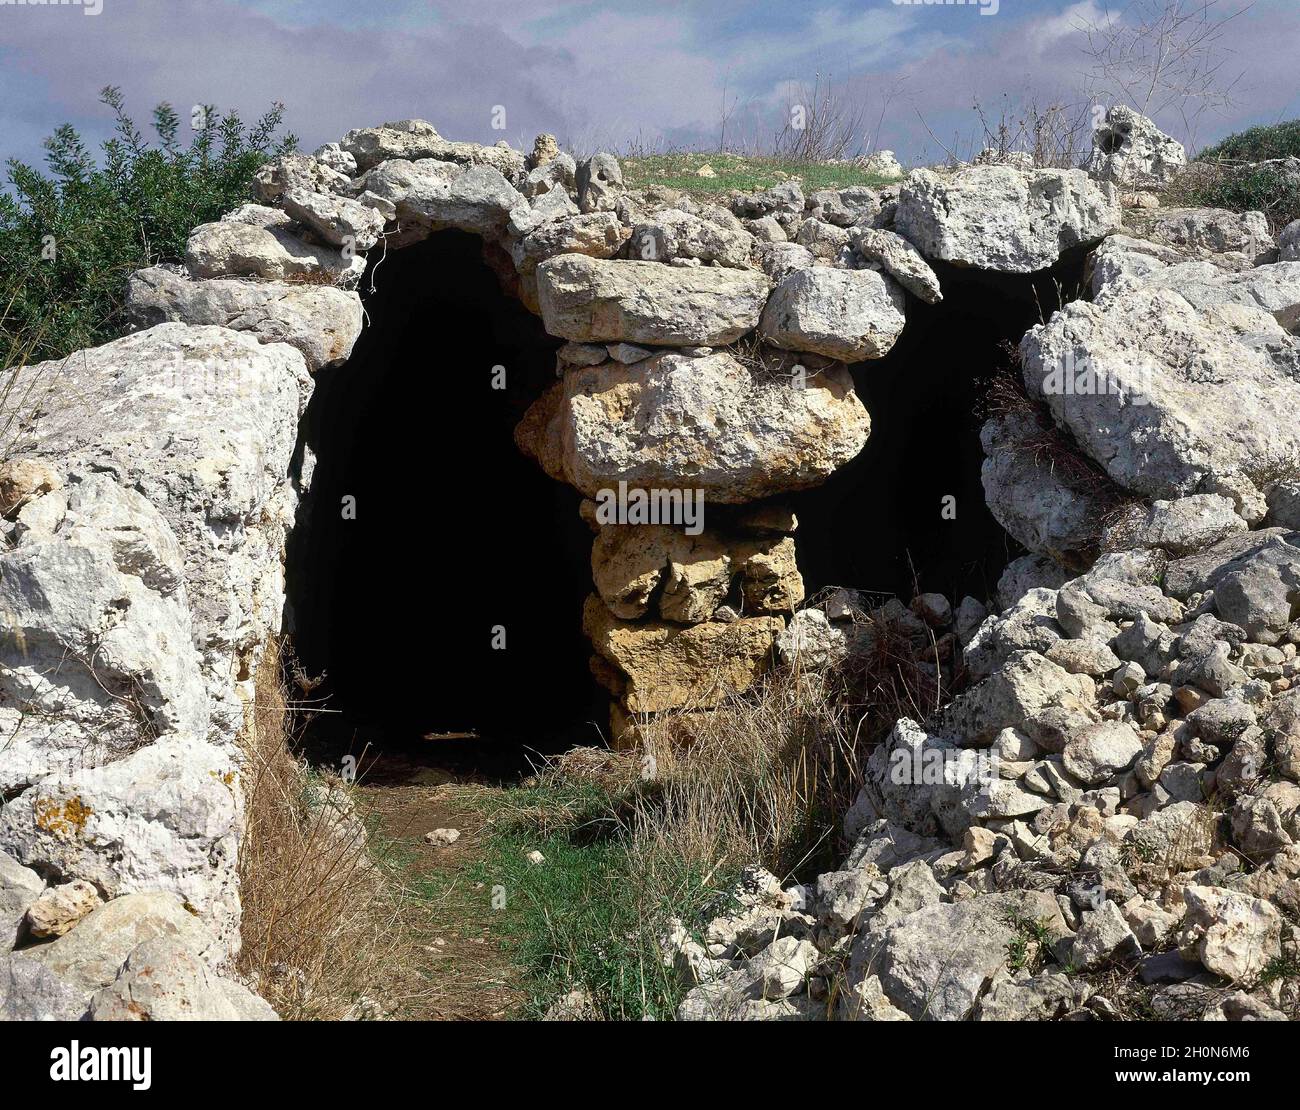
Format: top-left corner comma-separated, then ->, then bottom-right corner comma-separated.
287,231 -> 605,775
791,249 -> 1091,604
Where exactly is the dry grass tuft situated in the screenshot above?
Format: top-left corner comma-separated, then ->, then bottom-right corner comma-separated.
236,636 -> 438,1020
625,666 -> 860,881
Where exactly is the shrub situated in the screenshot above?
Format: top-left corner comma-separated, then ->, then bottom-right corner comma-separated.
1164,119 -> 1300,235
1165,161 -> 1300,235
1199,120 -> 1300,162
0,86 -> 295,365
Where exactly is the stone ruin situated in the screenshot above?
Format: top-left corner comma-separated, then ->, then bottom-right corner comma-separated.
3,105 -> 1300,1019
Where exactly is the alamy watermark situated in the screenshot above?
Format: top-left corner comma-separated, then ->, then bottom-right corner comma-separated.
1038,349 -> 1155,408
2,0 -> 103,14
890,744 -> 1001,792
892,0 -> 999,16
594,481 -> 705,536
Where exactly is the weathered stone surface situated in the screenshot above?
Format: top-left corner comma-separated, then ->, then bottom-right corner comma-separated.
760,266 -> 906,360
577,153 -> 624,214
0,851 -> 43,950
775,609 -> 846,669
1087,106 -> 1186,189
895,166 -> 1120,272
253,153 -> 350,203
591,525 -> 802,622
360,158 -> 525,241
90,936 -> 277,1021
24,879 -> 103,939
0,952 -> 87,1020
11,324 -> 307,745
280,186 -> 386,251
0,474 -> 207,791
1282,219 -> 1300,262
1211,541 -> 1300,644
515,350 -> 869,504
339,119 -> 526,180
850,890 -> 1066,1020
0,734 -> 242,939
997,555 -> 1070,611
850,226 -> 942,303
936,650 -> 1098,750
1178,884 -> 1282,984
1068,900 -> 1141,969
513,212 -> 629,276
582,596 -> 781,713
1021,286 -> 1300,505
185,210 -> 364,284
25,893 -> 218,998
1121,261 -> 1300,334
980,412 -> 1112,570
629,208 -> 754,268
1062,721 -> 1144,785
126,265 -> 363,372
1106,494 -> 1246,556
1127,206 -> 1275,265
536,254 -> 768,346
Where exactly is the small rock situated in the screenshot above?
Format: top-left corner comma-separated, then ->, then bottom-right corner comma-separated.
24,880 -> 103,940
425,828 -> 461,847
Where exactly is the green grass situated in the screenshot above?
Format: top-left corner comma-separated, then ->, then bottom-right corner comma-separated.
453,780 -> 737,1020
621,151 -> 898,200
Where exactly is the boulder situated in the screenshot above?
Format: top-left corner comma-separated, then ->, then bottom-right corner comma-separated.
576,153 -> 624,214
1126,206 -> 1275,265
0,953 -> 88,1020
850,890 -> 1066,1020
0,475 -> 207,791
279,186 -> 386,251
359,158 -> 525,241
536,254 -> 768,346
582,596 -> 782,713
8,324 -> 308,752
185,209 -> 364,284
1087,106 -> 1186,188
24,893 -> 218,999
629,208 -> 754,268
1178,884 -> 1282,984
0,734 -> 242,943
252,153 -> 350,202
515,350 -> 869,504
980,412 -> 1113,570
24,879 -> 103,939
126,265 -> 363,372
760,266 -> 907,361
0,851 -> 43,949
338,119 -> 526,180
89,936 -> 277,1021
849,226 -> 942,303
1021,286 -> 1300,505
895,166 -> 1120,273
1105,494 -> 1246,556
1061,721 -> 1144,785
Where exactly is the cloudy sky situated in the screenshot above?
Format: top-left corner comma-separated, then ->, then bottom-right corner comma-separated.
1,0 -> 1296,170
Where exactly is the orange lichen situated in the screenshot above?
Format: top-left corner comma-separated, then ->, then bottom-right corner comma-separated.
34,794 -> 92,840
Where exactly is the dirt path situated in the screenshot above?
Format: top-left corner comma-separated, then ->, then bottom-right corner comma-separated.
353,753 -> 525,1020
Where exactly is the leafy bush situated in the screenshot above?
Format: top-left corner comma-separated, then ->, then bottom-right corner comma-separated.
1199,120 -> 1300,162
1165,161 -> 1300,236
0,87 -> 295,364
1162,119 -> 1300,235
